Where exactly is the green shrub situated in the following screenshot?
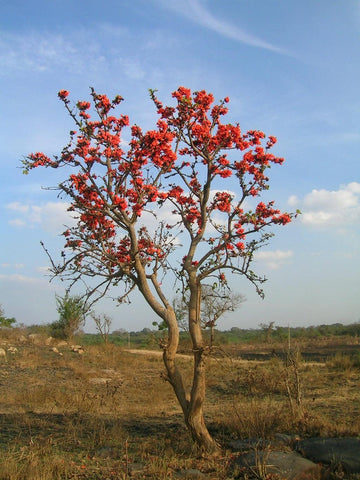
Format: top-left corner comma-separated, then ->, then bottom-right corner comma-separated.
50,294 -> 88,341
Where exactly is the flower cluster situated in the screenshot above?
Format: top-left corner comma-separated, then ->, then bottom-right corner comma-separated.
25,86 -> 293,280
25,152 -> 57,169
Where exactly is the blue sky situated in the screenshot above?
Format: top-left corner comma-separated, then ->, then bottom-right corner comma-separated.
1,0 -> 359,332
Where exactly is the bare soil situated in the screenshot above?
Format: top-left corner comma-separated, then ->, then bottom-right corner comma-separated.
0,336 -> 359,479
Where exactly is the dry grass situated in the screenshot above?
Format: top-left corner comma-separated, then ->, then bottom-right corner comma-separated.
0,332 -> 359,478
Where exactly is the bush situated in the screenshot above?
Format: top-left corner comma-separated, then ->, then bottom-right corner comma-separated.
50,294 -> 88,341
326,352 -> 357,371
0,304 -> 16,328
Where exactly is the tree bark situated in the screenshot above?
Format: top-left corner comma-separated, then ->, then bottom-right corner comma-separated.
185,349 -> 219,452
134,256 -> 219,452
160,303 -> 219,453
164,343 -> 219,452
182,275 -> 220,452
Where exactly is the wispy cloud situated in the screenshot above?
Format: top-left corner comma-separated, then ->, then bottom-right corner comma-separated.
8,219 -> 27,228
0,29 -> 144,80
37,266 -> 52,274
6,201 -> 76,234
156,0 -> 291,55
0,273 -> 48,285
0,31 -> 87,75
255,250 -> 293,270
0,263 -> 24,269
6,202 -> 30,213
289,182 -> 360,228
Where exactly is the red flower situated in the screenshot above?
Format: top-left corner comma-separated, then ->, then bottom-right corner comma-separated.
58,90 -> 69,100
113,196 -> 128,210
77,101 -> 91,111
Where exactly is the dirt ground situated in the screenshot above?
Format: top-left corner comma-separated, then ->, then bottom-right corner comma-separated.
0,336 -> 359,479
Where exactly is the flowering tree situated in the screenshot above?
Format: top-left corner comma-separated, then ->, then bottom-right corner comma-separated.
24,86 -> 294,452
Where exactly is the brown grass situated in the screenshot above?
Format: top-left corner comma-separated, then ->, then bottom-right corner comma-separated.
0,332 -> 359,478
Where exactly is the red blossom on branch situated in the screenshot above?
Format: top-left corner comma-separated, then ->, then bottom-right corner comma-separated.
58,90 -> 69,100
23,86 -> 296,453
24,86 -> 295,303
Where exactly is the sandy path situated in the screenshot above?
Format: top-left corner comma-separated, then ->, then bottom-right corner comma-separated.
126,348 -> 191,359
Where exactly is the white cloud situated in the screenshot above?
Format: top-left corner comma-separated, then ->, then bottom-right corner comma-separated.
0,28 -> 130,78
0,27 -> 161,84
255,250 -> 293,270
288,195 -> 299,207
0,31 -> 80,75
37,266 -> 52,274
8,219 -> 27,228
1,263 -> 25,269
117,58 -> 145,80
98,24 -> 128,37
0,273 -> 47,285
6,202 -> 30,213
157,0 -> 291,55
303,188 -> 357,211
6,201 -> 76,234
348,182 -> 360,193
290,182 -> 360,227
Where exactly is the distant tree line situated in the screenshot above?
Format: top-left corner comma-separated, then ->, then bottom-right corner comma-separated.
82,321 -> 360,348
2,296 -> 359,349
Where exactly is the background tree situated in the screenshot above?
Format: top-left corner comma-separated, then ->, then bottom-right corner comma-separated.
201,285 -> 245,345
24,87 -> 295,452
259,321 -> 275,343
174,285 -> 245,345
51,293 -> 88,341
92,313 -> 112,346
0,304 -> 16,328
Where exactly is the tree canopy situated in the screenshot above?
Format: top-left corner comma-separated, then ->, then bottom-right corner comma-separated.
24,86 -> 295,451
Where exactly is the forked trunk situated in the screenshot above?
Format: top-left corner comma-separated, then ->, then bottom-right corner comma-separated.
182,277 -> 220,452
185,407 -> 217,452
184,350 -> 220,453
165,347 -> 219,452
162,307 -> 220,453
140,268 -> 219,452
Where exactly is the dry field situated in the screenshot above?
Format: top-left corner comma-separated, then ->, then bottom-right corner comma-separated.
0,332 -> 359,479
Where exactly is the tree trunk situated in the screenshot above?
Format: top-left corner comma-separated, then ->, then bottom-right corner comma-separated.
164,342 -> 219,452
136,265 -> 219,452
183,276 -> 220,452
185,349 -> 219,452
162,297 -> 219,453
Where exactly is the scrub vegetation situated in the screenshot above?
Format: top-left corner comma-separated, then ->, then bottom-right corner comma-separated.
0,324 -> 359,479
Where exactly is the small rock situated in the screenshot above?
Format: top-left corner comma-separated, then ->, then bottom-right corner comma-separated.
273,433 -> 301,448
296,437 -> 360,473
128,462 -> 145,475
95,447 -> 121,459
227,438 -> 270,451
70,345 -> 84,354
28,333 -> 43,344
89,377 -> 112,384
232,450 -> 321,480
173,468 -> 207,479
